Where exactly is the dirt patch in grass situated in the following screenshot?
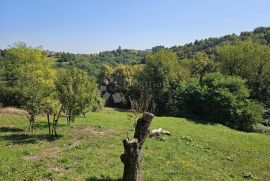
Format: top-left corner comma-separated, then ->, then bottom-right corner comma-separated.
0,107 -> 27,116
24,147 -> 62,161
73,125 -> 116,137
24,126 -> 115,161
47,164 -> 66,177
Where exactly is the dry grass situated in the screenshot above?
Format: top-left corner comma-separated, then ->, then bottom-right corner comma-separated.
24,147 -> 62,161
73,125 -> 115,136
0,107 -> 27,116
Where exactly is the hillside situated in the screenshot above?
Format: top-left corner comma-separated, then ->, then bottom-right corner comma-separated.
1,27 -> 269,78
44,27 -> 270,77
170,26 -> 270,59
0,108 -> 269,180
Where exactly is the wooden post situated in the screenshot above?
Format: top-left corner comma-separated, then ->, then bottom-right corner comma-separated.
121,112 -> 154,181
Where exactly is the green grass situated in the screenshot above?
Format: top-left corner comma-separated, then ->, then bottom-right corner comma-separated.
0,108 -> 270,181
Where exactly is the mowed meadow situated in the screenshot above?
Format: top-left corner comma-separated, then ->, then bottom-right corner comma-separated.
0,108 -> 269,181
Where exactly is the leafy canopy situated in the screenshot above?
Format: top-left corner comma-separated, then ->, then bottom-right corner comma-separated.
56,68 -> 101,122
2,42 -> 56,116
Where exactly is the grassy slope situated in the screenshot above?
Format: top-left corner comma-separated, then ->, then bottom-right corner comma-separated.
0,109 -> 269,181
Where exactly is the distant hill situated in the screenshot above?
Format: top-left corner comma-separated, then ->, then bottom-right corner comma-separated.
170,27 -> 270,59
54,47 -> 147,76
1,27 -> 269,77
56,26 -> 270,76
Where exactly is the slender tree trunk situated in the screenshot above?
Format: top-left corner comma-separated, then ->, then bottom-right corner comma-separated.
67,109 -> 73,125
52,105 -> 62,137
66,116 -> 69,125
71,114 -> 75,123
67,112 -> 75,125
52,114 -> 56,136
52,114 -> 58,137
121,112 -> 154,181
53,119 -> 57,137
47,113 -> 51,135
29,114 -> 35,132
66,113 -> 71,125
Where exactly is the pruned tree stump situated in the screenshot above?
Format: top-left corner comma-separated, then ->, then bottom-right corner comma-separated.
121,112 -> 154,181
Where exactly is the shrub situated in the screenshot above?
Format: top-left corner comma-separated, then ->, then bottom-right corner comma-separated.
238,101 -> 263,131
252,123 -> 270,134
169,73 -> 263,131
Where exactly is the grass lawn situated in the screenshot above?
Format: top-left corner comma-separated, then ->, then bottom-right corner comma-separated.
0,108 -> 269,181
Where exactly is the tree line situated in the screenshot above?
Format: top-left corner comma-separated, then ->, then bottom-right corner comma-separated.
98,41 -> 270,132
1,27 -> 270,133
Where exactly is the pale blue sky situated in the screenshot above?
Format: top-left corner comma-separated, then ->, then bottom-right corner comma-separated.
0,0 -> 269,53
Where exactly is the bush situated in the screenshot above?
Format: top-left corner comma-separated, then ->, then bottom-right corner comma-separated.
169,73 -> 263,131
238,101 -> 263,131
252,123 -> 270,134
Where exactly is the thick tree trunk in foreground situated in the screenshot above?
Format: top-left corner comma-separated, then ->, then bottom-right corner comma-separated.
121,112 -> 154,181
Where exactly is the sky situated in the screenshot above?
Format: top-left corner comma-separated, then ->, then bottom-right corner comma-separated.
0,0 -> 270,53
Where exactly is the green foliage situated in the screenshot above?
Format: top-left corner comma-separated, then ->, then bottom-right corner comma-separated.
56,68 -> 102,123
240,101 -> 264,131
0,43 -> 56,131
139,49 -> 190,114
169,73 -> 263,131
1,43 -> 55,112
98,64 -> 114,83
216,41 -> 270,107
98,64 -> 143,107
2,27 -> 270,134
57,52 -> 77,62
113,64 -> 143,105
171,27 -> 270,59
151,45 -> 166,53
57,48 -> 145,77
252,123 -> 270,134
183,51 -> 218,79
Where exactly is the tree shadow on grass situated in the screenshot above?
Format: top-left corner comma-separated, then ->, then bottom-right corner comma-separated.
0,127 -> 24,132
0,133 -> 63,145
35,122 -> 65,129
184,115 -> 216,125
85,177 -> 122,181
186,118 -> 215,125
